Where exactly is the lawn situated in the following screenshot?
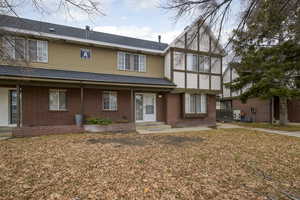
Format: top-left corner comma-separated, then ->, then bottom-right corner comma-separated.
234,122 -> 300,132
0,129 -> 299,200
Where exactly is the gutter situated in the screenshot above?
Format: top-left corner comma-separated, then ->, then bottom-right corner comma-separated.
0,75 -> 176,89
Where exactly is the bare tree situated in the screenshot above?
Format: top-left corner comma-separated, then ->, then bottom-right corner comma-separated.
0,0 -> 104,63
162,0 -> 299,48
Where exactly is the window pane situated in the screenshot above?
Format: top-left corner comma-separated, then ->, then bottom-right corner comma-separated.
59,91 -> 67,110
117,52 -> 125,70
110,93 -> 117,110
139,55 -> 146,72
37,40 -> 48,62
49,91 -> 59,110
125,54 -> 131,70
193,55 -> 198,71
2,36 -> 15,59
201,94 -> 207,113
190,95 -> 196,113
15,38 -> 25,60
196,95 -> 201,113
29,40 -> 37,61
133,55 -> 139,71
199,56 -> 210,72
185,93 -> 191,113
103,93 -> 110,110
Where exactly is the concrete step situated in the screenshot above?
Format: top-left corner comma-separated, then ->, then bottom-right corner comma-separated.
136,122 -> 166,126
136,124 -> 172,131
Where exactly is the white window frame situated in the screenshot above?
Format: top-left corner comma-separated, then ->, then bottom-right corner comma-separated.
49,89 -> 67,111
2,36 -> 26,60
2,36 -> 48,63
102,91 -> 118,111
185,93 -> 207,114
117,51 -> 146,72
187,53 -> 198,72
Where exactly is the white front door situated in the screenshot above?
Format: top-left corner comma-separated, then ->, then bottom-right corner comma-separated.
135,93 -> 156,122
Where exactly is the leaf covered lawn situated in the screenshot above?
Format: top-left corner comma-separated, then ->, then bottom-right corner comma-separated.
0,129 -> 299,200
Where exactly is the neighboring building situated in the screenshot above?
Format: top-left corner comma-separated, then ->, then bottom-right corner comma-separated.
0,15 -> 224,136
221,65 -> 300,123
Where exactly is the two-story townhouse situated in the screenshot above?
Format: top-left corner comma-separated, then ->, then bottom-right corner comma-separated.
0,15 -> 224,136
221,65 -> 300,123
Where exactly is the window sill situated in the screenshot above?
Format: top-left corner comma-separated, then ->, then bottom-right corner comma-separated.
184,113 -> 207,119
49,110 -> 68,112
102,109 -> 118,112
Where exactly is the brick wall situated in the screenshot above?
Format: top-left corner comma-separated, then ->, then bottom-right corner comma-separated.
232,98 -> 271,122
165,93 -> 216,127
288,99 -> 300,122
21,86 -> 167,127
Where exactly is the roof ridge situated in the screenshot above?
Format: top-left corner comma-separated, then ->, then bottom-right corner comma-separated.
0,14 -> 169,46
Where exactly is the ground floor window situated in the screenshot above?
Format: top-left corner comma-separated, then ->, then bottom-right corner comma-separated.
185,93 -> 207,114
49,89 -> 67,111
103,91 -> 117,111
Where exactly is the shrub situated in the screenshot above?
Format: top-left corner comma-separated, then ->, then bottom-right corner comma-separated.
86,118 -> 112,125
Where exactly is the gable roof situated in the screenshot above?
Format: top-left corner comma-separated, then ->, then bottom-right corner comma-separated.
0,15 -> 168,53
168,16 -> 225,55
0,65 -> 175,87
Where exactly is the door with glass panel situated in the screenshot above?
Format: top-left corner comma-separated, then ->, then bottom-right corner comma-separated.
135,93 -> 156,122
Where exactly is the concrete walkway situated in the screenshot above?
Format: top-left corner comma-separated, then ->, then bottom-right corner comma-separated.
217,123 -> 300,138
137,126 -> 211,134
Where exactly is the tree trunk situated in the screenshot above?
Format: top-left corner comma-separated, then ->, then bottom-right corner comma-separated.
279,97 -> 288,126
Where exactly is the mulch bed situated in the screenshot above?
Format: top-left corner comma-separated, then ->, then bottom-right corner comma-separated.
0,129 -> 299,200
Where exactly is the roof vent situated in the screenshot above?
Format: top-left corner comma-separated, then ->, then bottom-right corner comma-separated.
49,27 -> 55,32
85,25 -> 90,31
158,35 -> 161,43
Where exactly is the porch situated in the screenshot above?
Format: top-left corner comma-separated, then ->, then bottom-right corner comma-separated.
0,66 -> 217,137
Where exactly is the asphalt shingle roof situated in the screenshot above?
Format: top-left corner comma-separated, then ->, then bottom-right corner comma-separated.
0,15 -> 169,51
0,65 -> 175,87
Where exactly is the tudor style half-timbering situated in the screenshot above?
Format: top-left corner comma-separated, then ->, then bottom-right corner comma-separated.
164,19 -> 224,127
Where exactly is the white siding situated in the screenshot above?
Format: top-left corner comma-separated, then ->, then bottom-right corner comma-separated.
223,68 -> 231,83
199,27 -> 210,52
174,35 -> 185,48
223,86 -> 231,98
174,52 -> 185,70
187,73 -> 198,89
211,75 -> 221,90
199,74 -> 209,89
211,57 -> 221,74
164,52 -> 171,79
186,25 -> 198,50
174,71 -> 185,88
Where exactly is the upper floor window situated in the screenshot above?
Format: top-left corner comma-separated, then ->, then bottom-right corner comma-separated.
199,56 -> 210,73
118,52 -> 146,72
28,39 -> 48,63
2,36 -> 26,60
187,53 -> 198,72
2,36 -> 48,63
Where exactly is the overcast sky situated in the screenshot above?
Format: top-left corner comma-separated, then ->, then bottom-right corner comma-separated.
13,0 -> 193,44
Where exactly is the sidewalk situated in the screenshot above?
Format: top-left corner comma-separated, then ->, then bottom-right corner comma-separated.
217,123 -> 300,138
